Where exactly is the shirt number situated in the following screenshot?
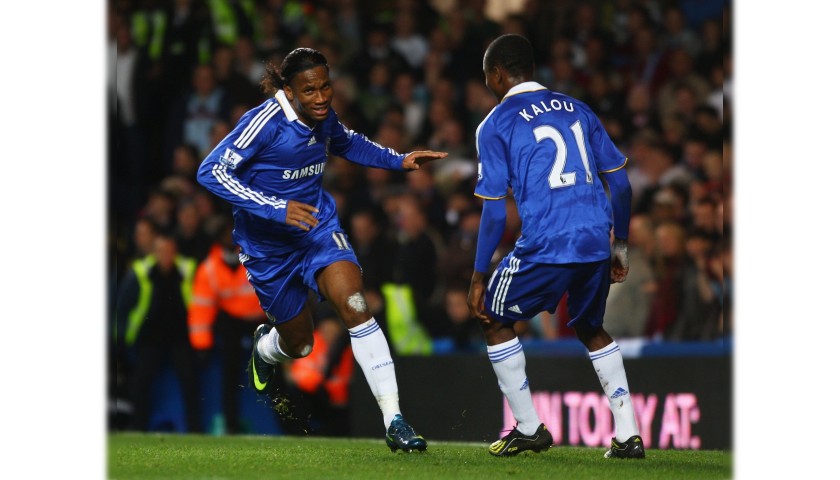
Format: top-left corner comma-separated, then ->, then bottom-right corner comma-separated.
533,120 -> 593,189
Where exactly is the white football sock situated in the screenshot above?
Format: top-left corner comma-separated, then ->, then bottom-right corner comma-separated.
589,341 -> 640,442
257,327 -> 294,364
488,337 -> 541,436
349,318 -> 401,429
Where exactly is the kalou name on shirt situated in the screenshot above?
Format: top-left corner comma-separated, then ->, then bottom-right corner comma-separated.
517,99 -> 576,122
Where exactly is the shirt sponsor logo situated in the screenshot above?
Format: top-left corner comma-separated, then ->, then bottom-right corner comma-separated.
282,161 -> 326,180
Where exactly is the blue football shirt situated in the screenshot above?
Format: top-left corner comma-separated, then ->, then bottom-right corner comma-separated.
474,81 -> 627,264
197,92 -> 406,258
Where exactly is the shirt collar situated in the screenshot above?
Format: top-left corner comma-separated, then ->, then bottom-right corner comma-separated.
503,81 -> 548,100
274,91 -> 299,122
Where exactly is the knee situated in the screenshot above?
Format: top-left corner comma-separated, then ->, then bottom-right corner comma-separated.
296,344 -> 313,358
282,336 -> 314,358
336,292 -> 371,326
346,292 -> 368,314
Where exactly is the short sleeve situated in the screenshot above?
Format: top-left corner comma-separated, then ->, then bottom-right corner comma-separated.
588,111 -> 627,173
474,118 -> 509,199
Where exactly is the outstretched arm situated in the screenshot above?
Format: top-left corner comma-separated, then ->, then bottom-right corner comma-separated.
329,118 -> 447,170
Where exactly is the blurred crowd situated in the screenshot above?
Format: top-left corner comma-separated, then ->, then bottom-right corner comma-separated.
108,0 -> 731,432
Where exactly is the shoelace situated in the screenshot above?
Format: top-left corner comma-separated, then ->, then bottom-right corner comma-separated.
498,424 -> 521,438
391,420 -> 416,437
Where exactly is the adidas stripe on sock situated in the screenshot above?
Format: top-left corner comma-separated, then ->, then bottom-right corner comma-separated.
589,341 -> 640,442
349,318 -> 401,429
488,337 -> 541,436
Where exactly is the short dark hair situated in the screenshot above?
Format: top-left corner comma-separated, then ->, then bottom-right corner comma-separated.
483,34 -> 535,80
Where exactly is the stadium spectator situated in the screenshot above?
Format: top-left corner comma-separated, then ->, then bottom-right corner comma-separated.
115,232 -> 203,433
467,34 -> 644,459
620,25 -> 669,95
603,214 -> 657,338
192,188 -> 230,239
356,60 -> 395,132
656,48 -> 711,127
160,0 -> 210,98
440,282 -> 484,351
695,17 -> 726,77
347,207 -> 395,319
256,11 -> 283,56
621,82 -> 661,135
579,69 -> 624,119
661,4 -> 702,56
110,9 -> 159,212
646,221 -> 688,339
195,47 -> 446,452
629,141 -> 693,217
390,71 -> 426,145
705,63 -> 727,121
715,237 -> 733,337
690,197 -> 720,238
437,206 -> 481,291
668,82 -> 702,131
390,9 -> 429,72
211,43 -> 263,112
384,192 -> 443,345
332,0 -> 363,60
174,197 -> 213,262
351,25 -> 409,92
168,143 -> 201,188
404,163 -> 448,238
187,220 -> 267,434
233,35 -> 267,86
463,76 -> 498,143
166,63 -> 232,161
663,228 -> 720,341
138,187 -> 177,233
130,215 -> 161,264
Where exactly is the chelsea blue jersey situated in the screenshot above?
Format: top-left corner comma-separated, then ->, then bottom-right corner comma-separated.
474,81 -> 628,264
197,92 -> 406,258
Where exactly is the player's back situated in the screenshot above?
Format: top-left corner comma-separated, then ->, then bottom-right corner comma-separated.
478,84 -> 626,264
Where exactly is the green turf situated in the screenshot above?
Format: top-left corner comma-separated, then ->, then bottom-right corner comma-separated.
107,432 -> 732,480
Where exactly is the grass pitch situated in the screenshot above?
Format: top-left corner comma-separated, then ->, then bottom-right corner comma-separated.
107,432 -> 732,479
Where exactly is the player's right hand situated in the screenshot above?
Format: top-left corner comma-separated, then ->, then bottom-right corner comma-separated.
468,272 -> 491,324
285,200 -> 319,232
402,150 -> 448,170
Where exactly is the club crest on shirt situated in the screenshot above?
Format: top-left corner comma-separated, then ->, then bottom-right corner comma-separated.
220,148 -> 244,168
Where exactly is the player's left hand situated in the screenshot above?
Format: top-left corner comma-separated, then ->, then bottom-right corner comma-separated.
402,150 -> 448,170
610,238 -> 629,283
